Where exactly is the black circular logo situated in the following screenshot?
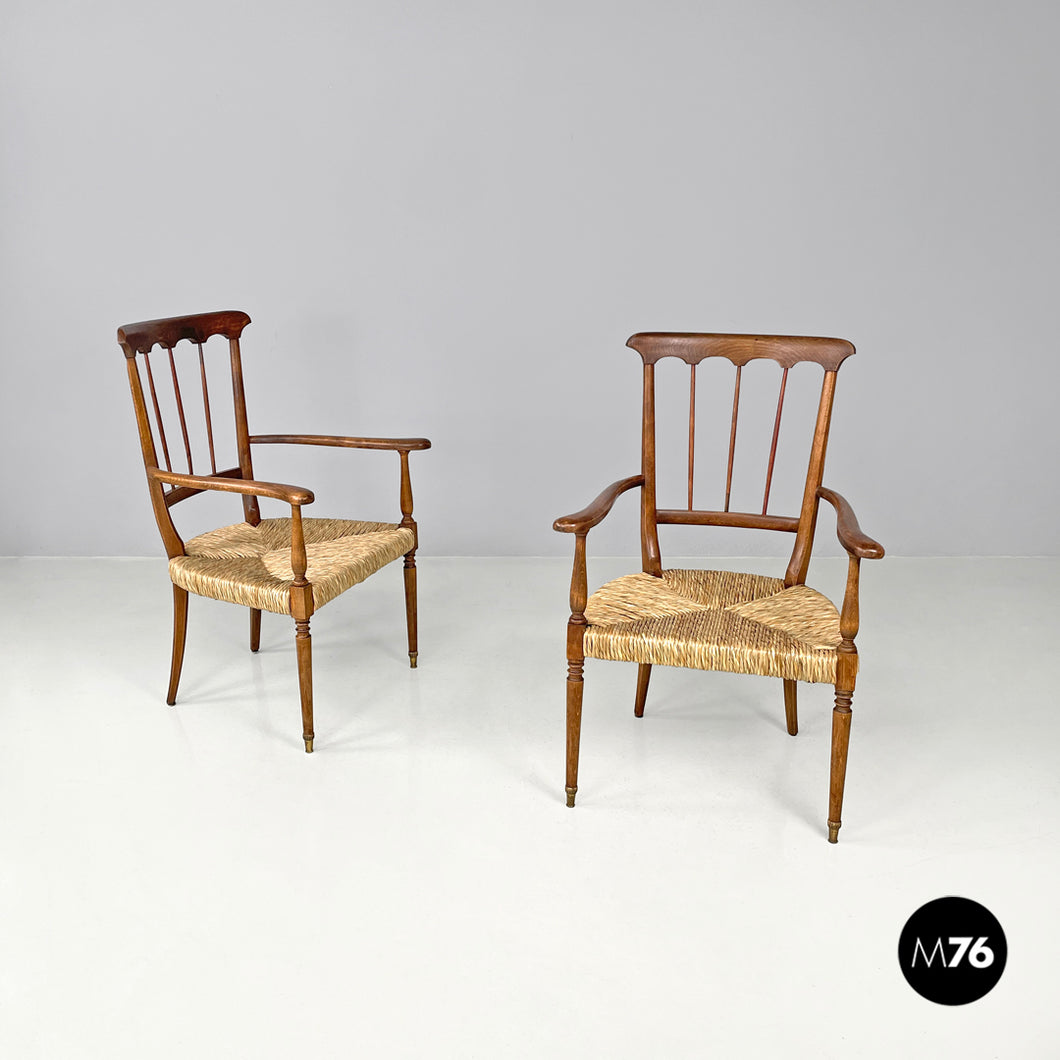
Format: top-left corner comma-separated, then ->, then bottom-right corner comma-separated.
898,897 -> 1006,1005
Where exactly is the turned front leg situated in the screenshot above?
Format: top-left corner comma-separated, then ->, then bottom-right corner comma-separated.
828,687 -> 853,842
289,506 -> 316,753
403,552 -> 418,668
295,618 -> 314,753
566,646 -> 584,807
829,566 -> 860,842
399,451 -> 419,668
565,534 -> 587,807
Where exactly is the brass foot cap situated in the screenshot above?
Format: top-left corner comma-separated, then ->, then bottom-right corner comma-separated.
827,821 -> 840,843
409,653 -> 418,669
304,738 -> 314,753
565,787 -> 577,808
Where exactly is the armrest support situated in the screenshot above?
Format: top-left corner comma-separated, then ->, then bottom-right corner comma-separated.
815,488 -> 883,666
553,475 -> 644,534
249,434 -> 430,537
816,487 -> 884,559
250,434 -> 431,452
149,468 -> 314,507
151,468 -> 315,609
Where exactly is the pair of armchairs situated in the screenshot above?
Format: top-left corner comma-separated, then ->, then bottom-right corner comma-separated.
118,312 -> 882,841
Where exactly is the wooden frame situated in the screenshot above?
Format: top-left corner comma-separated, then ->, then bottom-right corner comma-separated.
118,310 -> 431,751
554,332 -> 883,841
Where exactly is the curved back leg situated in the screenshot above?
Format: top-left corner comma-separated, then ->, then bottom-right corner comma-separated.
634,664 -> 652,718
167,586 -> 188,705
783,679 -> 798,735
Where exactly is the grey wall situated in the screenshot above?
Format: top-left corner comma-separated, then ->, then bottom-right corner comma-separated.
2,0 -> 1057,557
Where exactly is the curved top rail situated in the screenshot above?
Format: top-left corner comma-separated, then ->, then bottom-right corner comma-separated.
626,332 -> 854,371
118,310 -> 251,356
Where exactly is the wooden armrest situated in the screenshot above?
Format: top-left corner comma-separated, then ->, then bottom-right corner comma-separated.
553,476 -> 644,534
816,487 -> 884,559
149,468 -> 314,506
250,434 -> 431,452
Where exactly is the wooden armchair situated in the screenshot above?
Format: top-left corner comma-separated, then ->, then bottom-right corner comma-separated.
118,310 -> 430,752
554,333 -> 884,841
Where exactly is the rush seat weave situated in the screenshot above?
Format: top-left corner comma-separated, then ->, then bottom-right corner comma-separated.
583,569 -> 846,684
170,518 -> 415,615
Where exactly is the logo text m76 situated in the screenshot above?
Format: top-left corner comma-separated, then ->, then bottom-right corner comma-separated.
911,937 -> 995,969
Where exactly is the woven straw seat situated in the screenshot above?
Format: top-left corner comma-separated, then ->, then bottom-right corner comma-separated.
170,518 -> 416,616
583,569 -> 845,684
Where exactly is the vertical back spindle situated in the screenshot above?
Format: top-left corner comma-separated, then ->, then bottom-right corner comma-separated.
168,348 -> 194,474
198,343 -> 217,475
687,363 -> 696,510
641,363 -> 661,576
724,364 -> 742,512
761,366 -> 789,514
143,352 -> 173,472
229,336 -> 261,526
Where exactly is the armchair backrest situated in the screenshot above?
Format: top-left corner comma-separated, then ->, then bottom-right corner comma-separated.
626,332 -> 855,587
118,310 -> 259,557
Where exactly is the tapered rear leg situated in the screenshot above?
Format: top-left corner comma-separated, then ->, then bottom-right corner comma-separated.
634,663 -> 651,718
295,618 -> 314,752
403,551 -> 418,668
783,679 -> 798,735
167,586 -> 188,706
828,689 -> 853,842
250,608 -> 261,652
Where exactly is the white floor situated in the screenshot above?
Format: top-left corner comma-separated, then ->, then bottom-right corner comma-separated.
1,556 -> 1057,1058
